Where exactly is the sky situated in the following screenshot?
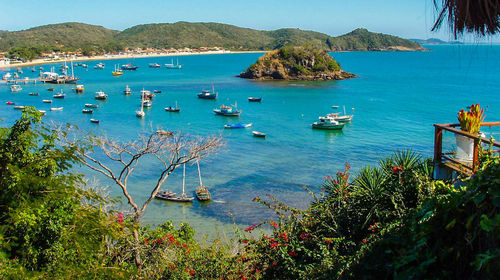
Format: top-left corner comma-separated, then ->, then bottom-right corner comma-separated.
1,0 -> 498,42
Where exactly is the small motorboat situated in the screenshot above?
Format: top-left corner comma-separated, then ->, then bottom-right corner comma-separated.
121,63 -> 138,70
94,63 -> 105,69
6,101 -> 15,105
53,91 -> 65,99
75,85 -> 84,93
13,106 -> 25,110
47,88 -> 55,91
154,90 -> 161,93
252,131 -> 266,138
38,110 -> 46,115
85,104 -> 99,108
82,64 -> 88,68
42,99 -> 53,103
90,119 -> 100,124
29,92 -> 39,96
331,105 -> 339,109
248,97 -> 262,102
224,123 -> 252,129
164,101 -> 180,112
142,100 -> 152,107
10,85 -> 22,92
124,85 -> 132,95
95,91 -> 107,100
149,63 -> 161,68
213,103 -> 241,116
198,85 -> 217,99
311,116 -> 345,130
82,109 -> 93,114
50,107 -> 64,111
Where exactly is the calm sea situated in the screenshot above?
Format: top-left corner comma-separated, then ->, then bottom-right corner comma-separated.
1,45 -> 499,237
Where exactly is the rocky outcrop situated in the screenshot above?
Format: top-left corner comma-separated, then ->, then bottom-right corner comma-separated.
238,46 -> 355,81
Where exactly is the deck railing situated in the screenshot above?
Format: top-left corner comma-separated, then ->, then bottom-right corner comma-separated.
434,122 -> 500,174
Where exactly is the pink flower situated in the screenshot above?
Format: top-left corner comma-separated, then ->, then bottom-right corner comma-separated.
116,212 -> 124,223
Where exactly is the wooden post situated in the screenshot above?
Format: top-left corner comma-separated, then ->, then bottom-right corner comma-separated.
473,138 -> 480,173
434,126 -> 443,163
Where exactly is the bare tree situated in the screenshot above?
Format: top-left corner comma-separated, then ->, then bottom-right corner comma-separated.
59,127 -> 224,223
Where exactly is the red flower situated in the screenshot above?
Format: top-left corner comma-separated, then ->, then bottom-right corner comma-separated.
289,251 -> 297,256
256,269 -> 261,274
190,270 -> 194,275
372,229 -> 375,232
300,233 -> 310,240
245,225 -> 256,232
168,235 -> 175,243
272,262 -> 277,266
270,242 -> 279,249
326,238 -> 331,244
362,239 -> 367,243
242,240 -> 248,244
183,244 -> 188,248
144,238 -> 149,243
116,212 -> 124,223
270,221 -> 279,229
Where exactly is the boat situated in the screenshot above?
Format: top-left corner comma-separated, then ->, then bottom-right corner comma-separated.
47,88 -> 55,91
136,94 -> 145,118
121,63 -> 138,70
142,100 -> 153,107
198,85 -> 217,99
331,105 -> 339,109
154,164 -> 194,202
154,190 -> 177,200
31,67 -> 36,72
248,97 -> 262,102
140,89 -> 154,99
82,64 -> 88,68
14,72 -> 19,79
82,109 -> 93,114
252,131 -> 266,138
156,130 -> 174,136
43,63 -> 79,84
95,91 -> 107,100
42,99 -> 53,103
213,102 -> 241,116
124,85 -> 132,95
2,73 -> 12,80
10,85 -> 22,92
29,92 -> 39,96
112,64 -> 123,76
90,119 -> 100,124
85,103 -> 99,108
311,116 -> 345,130
50,107 -> 63,111
38,110 -> 46,115
224,123 -> 252,129
328,105 -> 354,122
13,106 -> 25,110
6,101 -> 15,105
164,101 -> 180,112
149,63 -> 161,68
195,161 -> 211,201
154,90 -> 161,93
94,62 -> 105,69
75,84 -> 84,93
164,58 -> 182,69
53,90 -> 65,99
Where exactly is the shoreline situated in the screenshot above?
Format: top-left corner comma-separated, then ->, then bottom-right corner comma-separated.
0,50 -> 267,69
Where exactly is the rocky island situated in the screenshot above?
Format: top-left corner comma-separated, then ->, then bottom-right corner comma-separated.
238,45 -> 355,81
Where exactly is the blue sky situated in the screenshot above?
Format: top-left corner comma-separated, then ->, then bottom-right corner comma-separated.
1,0 -> 498,42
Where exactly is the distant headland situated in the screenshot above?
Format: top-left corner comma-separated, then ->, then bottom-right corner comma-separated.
0,22 -> 425,63
239,45 -> 355,81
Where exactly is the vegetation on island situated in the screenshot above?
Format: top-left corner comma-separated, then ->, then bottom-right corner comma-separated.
1,108 -> 498,279
1,22 -> 425,61
239,45 -> 355,81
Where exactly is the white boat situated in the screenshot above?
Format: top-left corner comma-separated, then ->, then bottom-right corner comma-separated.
13,106 -> 25,110
3,73 -> 12,80
50,107 -> 64,111
53,91 -> 65,98
82,109 -> 93,114
252,131 -> 266,138
136,93 -> 145,118
142,100 -> 153,107
164,58 -> 182,69
28,92 -> 39,96
42,99 -> 53,103
154,164 -> 194,202
94,62 -> 105,69
312,116 -> 345,130
95,91 -> 107,100
124,85 -> 132,95
10,85 -> 22,92
328,106 -> 354,122
85,103 -> 98,108
38,110 -> 46,115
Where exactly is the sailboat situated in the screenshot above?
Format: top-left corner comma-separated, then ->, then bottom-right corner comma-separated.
136,93 -> 145,118
164,101 -> 180,112
155,164 -> 194,202
195,161 -> 211,201
165,58 -> 182,69
112,64 -> 123,76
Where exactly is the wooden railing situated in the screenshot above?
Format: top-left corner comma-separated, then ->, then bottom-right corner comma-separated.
434,122 -> 500,174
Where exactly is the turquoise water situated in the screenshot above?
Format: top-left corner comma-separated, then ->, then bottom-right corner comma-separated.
1,45 -> 499,237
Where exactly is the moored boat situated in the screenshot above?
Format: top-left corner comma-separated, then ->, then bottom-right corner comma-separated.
82,109 -> 93,114
248,97 -> 262,102
85,103 -> 99,108
94,62 -> 105,69
195,161 -> 211,201
42,99 -> 53,103
213,103 -> 241,116
29,92 -> 39,96
13,105 -> 25,110
112,64 -> 123,76
154,90 -> 161,93
75,84 -> 84,93
136,94 -> 145,118
6,101 -> 15,105
149,63 -> 161,68
154,164 -> 194,202
10,85 -> 22,92
95,91 -> 107,100
121,63 -> 138,70
164,58 -> 182,69
252,131 -> 266,138
164,101 -> 180,112
311,116 -> 345,130
47,88 -> 55,91
53,91 -> 65,99
224,123 -> 252,129
90,119 -> 100,124
50,107 -> 64,111
124,85 -> 132,95
198,85 -> 217,99
38,110 -> 46,115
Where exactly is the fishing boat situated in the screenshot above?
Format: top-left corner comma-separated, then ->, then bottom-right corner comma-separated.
154,164 -> 194,202
121,63 -> 138,70
50,107 -> 64,111
149,63 -> 161,68
224,123 -> 252,129
154,190 -> 177,200
42,99 -> 53,103
136,94 -> 145,118
311,116 -> 345,130
94,62 -> 105,69
328,106 -> 354,122
10,85 -> 22,92
197,85 -> 217,99
95,91 -> 107,100
82,109 -> 93,114
248,97 -> 262,102
154,90 -> 161,93
29,92 -> 39,96
195,161 -> 211,201
6,101 -> 15,105
53,90 -> 65,99
85,103 -> 99,108
124,85 -> 132,95
13,106 -> 25,110
112,64 -> 123,76
164,101 -> 180,112
142,100 -> 153,107
213,102 -> 241,116
252,131 -> 266,138
140,89 -> 154,99
75,84 -> 84,93
164,58 -> 182,69
90,119 -> 100,124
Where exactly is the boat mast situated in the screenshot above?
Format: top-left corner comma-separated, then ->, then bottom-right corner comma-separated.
343,105 -> 346,116
71,61 -> 74,78
182,164 -> 186,195
197,161 -> 203,186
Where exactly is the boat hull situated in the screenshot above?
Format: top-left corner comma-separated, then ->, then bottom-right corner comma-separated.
312,123 -> 344,130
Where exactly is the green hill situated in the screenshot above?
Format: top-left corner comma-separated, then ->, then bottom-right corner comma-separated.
0,22 -> 425,54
